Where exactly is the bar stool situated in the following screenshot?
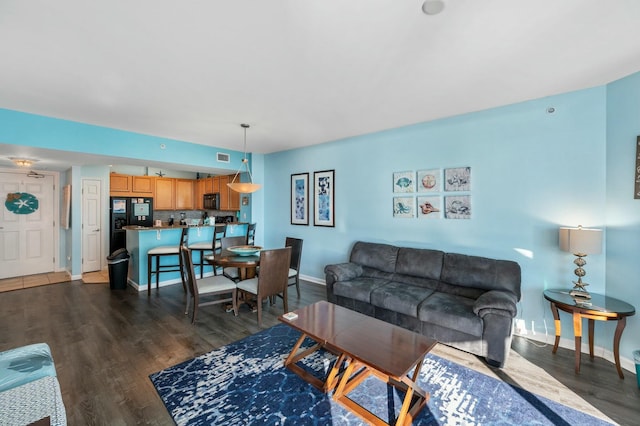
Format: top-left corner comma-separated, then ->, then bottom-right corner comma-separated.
188,224 -> 226,278
147,227 -> 189,296
246,223 -> 257,245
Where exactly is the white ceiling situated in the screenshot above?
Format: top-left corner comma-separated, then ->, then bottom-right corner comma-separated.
1,0 -> 639,169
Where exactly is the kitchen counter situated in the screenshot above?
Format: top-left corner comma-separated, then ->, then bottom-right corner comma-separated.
123,222 -> 249,291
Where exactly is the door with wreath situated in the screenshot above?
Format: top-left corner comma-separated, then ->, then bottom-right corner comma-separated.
0,171 -> 55,279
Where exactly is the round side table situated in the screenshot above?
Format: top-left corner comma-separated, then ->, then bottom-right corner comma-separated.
543,289 -> 635,379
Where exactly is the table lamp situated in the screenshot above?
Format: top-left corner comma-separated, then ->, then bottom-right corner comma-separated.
559,226 -> 602,299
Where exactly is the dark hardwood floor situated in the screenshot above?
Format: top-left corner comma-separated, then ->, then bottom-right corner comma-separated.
1,280 -> 638,425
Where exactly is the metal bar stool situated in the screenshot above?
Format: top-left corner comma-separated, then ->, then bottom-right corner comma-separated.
188,224 -> 226,278
147,227 -> 189,296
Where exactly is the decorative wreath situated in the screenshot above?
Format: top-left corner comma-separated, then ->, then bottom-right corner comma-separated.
5,192 -> 39,214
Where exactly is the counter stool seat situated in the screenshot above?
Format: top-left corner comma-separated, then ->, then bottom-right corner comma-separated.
147,228 -> 188,295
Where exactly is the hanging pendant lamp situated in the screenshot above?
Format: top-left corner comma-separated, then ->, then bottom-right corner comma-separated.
227,123 -> 262,193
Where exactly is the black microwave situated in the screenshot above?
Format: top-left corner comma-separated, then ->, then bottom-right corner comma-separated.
203,193 -> 220,210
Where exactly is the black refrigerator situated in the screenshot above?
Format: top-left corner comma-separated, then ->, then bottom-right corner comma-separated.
109,197 -> 154,253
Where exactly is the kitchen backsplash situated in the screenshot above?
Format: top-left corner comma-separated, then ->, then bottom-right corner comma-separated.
153,210 -> 238,224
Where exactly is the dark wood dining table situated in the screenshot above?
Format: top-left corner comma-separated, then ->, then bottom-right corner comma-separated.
203,250 -> 260,281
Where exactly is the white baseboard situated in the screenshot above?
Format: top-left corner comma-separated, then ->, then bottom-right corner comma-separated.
514,330 -> 636,374
300,274 -> 325,286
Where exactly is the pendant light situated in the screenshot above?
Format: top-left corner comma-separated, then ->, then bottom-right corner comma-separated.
227,123 -> 262,193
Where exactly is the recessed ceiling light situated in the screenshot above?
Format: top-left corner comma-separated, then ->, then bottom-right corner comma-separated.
422,0 -> 445,15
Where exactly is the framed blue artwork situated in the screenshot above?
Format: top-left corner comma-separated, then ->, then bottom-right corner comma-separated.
314,170 -> 335,227
291,172 -> 309,225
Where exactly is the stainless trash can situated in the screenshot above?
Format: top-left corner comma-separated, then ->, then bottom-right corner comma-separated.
107,248 -> 129,290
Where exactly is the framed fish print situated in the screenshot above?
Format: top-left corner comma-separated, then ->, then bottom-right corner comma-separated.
314,170 -> 335,227
291,172 -> 309,225
393,171 -> 415,193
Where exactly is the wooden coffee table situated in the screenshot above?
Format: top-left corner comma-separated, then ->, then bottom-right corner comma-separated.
279,301 -> 437,426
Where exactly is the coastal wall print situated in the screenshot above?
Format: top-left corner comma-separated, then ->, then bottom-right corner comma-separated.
393,197 -> 415,218
445,195 -> 471,219
290,172 -> 309,225
444,167 -> 471,192
417,169 -> 441,193
634,136 -> 640,199
314,170 -> 335,227
417,196 -> 441,219
393,171 -> 415,193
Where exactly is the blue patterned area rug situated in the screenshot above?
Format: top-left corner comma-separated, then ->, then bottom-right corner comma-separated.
150,324 -> 611,425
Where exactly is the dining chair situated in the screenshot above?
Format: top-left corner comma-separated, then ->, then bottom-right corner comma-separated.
220,236 -> 247,282
147,227 -> 189,296
246,223 -> 257,245
180,246 -> 237,324
285,237 -> 303,298
236,247 -> 291,326
188,224 -> 226,278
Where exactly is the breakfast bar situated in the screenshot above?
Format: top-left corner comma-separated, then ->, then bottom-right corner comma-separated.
124,223 -> 248,291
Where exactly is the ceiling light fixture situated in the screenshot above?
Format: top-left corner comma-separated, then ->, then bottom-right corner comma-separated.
227,123 -> 262,194
10,157 -> 36,168
422,0 -> 445,15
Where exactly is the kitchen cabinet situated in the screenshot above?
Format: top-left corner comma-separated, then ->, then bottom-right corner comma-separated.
132,176 -> 154,194
110,173 -> 131,193
175,179 -> 194,210
195,179 -> 205,210
154,178 -> 175,210
217,175 -> 240,211
218,175 -> 230,210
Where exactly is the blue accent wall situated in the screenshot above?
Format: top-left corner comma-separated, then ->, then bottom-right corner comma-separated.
1,72 -> 639,363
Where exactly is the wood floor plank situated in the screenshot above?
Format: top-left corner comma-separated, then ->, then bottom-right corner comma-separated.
0,279 -> 638,425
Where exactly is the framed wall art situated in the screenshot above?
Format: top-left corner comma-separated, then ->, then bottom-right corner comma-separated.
291,172 -> 309,225
445,195 -> 471,219
393,197 -> 415,218
314,169 -> 335,227
393,171 -> 415,193
444,167 -> 471,192
417,196 -> 441,219
417,169 -> 441,193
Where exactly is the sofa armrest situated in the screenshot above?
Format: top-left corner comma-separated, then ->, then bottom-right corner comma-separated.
473,290 -> 517,318
324,263 -> 363,283
324,263 -> 363,303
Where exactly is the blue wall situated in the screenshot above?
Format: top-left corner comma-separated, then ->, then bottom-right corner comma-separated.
1,72 -> 639,364
263,83 -> 640,362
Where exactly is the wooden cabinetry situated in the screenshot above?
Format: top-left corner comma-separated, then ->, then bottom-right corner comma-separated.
110,173 -> 131,193
195,179 -> 205,210
218,175 -> 230,210
132,176 -> 154,194
154,178 -> 175,210
229,185 -> 241,210
175,179 -> 194,210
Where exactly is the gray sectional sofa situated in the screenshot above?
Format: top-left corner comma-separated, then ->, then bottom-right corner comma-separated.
324,241 -> 521,367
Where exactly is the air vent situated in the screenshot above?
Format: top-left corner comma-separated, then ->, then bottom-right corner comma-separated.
217,152 -> 230,163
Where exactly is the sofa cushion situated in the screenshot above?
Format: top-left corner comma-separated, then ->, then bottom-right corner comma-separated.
371,282 -> 435,317
418,292 -> 483,337
395,247 -> 444,280
332,277 -> 390,303
350,242 -> 398,274
440,253 -> 521,299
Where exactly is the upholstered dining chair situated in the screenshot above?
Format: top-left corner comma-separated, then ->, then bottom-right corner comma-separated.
188,224 -> 226,278
180,246 -> 237,324
220,236 -> 247,282
147,227 -> 189,296
236,247 -> 291,326
285,237 -> 303,298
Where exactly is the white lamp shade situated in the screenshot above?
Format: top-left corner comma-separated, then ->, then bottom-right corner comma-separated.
559,227 -> 602,255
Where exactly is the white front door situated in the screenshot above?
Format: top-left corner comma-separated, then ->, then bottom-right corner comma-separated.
82,179 -> 102,273
0,171 -> 55,279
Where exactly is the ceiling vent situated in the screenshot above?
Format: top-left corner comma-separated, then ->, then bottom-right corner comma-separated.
217,152 -> 230,163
